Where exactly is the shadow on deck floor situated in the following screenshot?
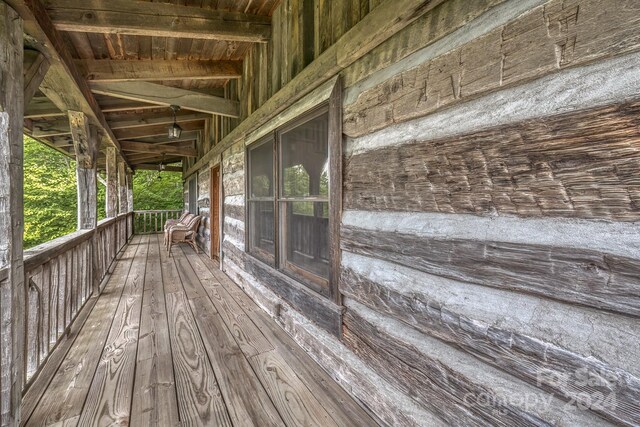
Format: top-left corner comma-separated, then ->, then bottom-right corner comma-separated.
21,234 -> 377,426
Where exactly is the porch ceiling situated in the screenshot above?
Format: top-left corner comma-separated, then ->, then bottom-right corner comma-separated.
14,0 -> 280,172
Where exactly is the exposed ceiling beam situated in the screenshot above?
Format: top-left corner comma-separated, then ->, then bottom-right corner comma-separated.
132,131 -> 200,144
44,0 -> 271,42
6,0 -> 130,167
31,118 -> 70,137
23,49 -> 50,104
120,140 -> 197,157
25,96 -> 63,118
113,121 -> 204,140
98,98 -> 164,113
90,81 -> 240,117
107,112 -> 210,130
133,164 -> 182,173
77,59 -> 243,82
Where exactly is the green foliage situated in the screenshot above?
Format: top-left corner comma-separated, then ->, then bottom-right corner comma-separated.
132,169 -> 183,211
23,137 -> 78,249
23,136 -> 182,249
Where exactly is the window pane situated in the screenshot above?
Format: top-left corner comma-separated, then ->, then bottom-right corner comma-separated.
248,201 -> 275,264
281,201 -> 329,288
280,113 -> 329,198
249,140 -> 274,198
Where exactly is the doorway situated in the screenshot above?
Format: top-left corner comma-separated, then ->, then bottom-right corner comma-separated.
210,165 -> 221,260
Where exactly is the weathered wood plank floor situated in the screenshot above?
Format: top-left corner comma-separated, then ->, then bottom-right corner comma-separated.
21,235 -> 378,427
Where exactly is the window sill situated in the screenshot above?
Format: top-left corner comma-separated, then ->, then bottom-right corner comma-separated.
243,255 -> 343,337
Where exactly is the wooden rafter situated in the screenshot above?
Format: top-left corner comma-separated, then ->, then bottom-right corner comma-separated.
5,0 -> 130,167
23,49 -> 50,104
107,112 -> 210,130
77,59 -> 243,82
44,0 -> 271,42
25,97 -> 63,118
113,121 -> 204,140
132,164 -> 182,172
90,81 -> 240,117
120,140 -> 197,157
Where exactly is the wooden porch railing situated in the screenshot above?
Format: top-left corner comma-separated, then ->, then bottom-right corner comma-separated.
134,210 -> 182,234
6,212 -> 134,392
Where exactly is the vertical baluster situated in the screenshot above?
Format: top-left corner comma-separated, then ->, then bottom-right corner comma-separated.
41,262 -> 50,361
50,258 -> 59,344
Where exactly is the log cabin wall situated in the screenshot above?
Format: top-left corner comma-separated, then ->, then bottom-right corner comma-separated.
183,0 -> 640,425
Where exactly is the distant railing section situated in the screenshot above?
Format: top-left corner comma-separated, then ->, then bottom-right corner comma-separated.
17,212 -> 133,390
134,210 -> 182,234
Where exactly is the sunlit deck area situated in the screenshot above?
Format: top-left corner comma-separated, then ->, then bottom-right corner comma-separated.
20,235 -> 376,427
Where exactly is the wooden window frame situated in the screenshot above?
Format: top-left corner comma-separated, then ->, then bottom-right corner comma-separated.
244,79 -> 342,307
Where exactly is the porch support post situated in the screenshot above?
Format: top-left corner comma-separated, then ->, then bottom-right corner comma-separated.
69,111 -> 98,230
117,159 -> 127,215
126,170 -> 134,213
0,3 -> 25,425
105,146 -> 118,217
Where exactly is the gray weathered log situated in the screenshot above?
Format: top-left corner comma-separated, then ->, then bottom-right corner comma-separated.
341,226 -> 640,317
341,266 -> 640,426
345,100 -> 640,222
69,111 -> 99,230
0,4 -> 24,425
117,160 -> 127,215
105,146 -> 118,217
23,49 -> 50,105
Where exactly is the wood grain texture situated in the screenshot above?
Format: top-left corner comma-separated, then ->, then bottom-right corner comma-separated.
205,256 -> 379,427
188,297 -> 284,427
186,0 -> 441,178
0,5 -> 24,425
90,81 -> 240,117
345,100 -> 640,221
342,269 -> 640,426
181,246 -> 274,357
23,49 -> 50,104
249,350 -> 340,427
341,0 -> 505,87
24,236 -> 140,427
344,0 -> 640,137
77,59 -> 242,82
45,0 -> 272,42
341,226 -> 640,317
105,147 -> 118,218
343,308 -> 544,427
130,235 -> 179,427
244,256 -> 343,336
166,291 -> 232,427
78,236 -> 149,426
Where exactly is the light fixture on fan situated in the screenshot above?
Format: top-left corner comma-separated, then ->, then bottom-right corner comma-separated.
168,105 -> 182,139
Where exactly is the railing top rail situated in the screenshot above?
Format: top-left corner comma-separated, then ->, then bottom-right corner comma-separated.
23,229 -> 95,272
134,209 -> 183,213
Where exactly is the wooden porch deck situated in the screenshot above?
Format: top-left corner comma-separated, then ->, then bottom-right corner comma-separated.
21,234 -> 377,427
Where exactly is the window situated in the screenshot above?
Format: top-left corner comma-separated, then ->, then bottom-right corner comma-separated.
246,105 -> 336,298
247,138 -> 275,265
188,177 -> 197,214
